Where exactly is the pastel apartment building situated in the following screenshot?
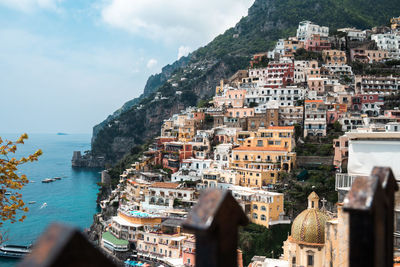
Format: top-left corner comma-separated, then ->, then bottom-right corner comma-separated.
304,100 -> 327,137
247,109 -> 279,129
250,191 -> 289,228
264,60 -> 294,88
214,88 -> 247,108
305,34 -> 331,52
355,75 -> 400,95
231,127 -> 296,186
279,105 -> 304,126
351,94 -> 384,116
350,48 -> 389,63
162,142 -> 193,172
135,219 -> 191,267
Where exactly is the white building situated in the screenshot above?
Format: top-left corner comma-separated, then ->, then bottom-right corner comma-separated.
268,39 -> 285,59
245,86 -> 305,112
371,33 -> 400,59
296,21 -> 329,41
171,158 -> 213,182
304,100 -> 327,137
322,63 -> 353,77
386,122 -> 400,132
248,67 -> 269,85
141,182 -> 196,211
335,132 -> 400,197
337,28 -> 366,41
213,144 -> 232,169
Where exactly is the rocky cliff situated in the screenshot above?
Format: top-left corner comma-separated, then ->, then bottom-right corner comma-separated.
87,0 -> 400,165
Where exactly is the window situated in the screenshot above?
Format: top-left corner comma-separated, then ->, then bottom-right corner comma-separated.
253,204 -> 258,210
261,215 -> 266,221
252,213 -> 258,219
261,206 -> 266,211
307,254 -> 314,266
257,140 -> 263,147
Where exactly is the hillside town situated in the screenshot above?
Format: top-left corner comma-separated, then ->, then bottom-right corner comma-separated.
93,18 -> 400,267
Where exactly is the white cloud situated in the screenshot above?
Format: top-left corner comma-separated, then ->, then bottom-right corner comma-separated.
0,0 -> 62,12
177,46 -> 192,59
101,0 -> 254,46
146,58 -> 158,69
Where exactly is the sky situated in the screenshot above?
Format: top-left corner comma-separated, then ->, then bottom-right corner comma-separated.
0,0 -> 254,134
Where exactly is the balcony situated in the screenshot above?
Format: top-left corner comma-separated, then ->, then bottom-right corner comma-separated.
335,173 -> 356,191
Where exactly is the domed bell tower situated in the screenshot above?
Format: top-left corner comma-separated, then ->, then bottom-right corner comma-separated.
308,191 -> 320,209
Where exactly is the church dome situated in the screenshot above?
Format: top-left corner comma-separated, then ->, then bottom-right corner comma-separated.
290,192 -> 329,245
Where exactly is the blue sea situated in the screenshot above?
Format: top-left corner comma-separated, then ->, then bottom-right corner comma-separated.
0,133 -> 101,267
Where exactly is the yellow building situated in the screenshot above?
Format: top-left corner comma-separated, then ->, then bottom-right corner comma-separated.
178,119 -> 196,142
126,179 -> 150,203
236,126 -> 295,152
322,49 -> 347,65
391,16 -> 400,31
232,126 -> 296,186
284,38 -> 304,57
231,147 -> 296,186
250,191 -> 288,228
282,192 -> 329,267
161,120 -> 178,138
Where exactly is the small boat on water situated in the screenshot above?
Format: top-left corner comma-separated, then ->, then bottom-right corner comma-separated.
4,192 -> 11,196
0,244 -> 31,258
40,203 -> 47,209
28,201 -> 36,204
54,177 -> 61,180
42,178 -> 55,183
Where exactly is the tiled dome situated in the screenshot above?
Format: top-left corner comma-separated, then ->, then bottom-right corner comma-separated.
290,192 -> 329,244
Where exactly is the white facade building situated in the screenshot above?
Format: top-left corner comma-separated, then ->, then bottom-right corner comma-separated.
296,21 -> 329,41
337,28 -> 366,41
371,33 -> 400,59
213,144 -> 232,169
245,86 -> 305,113
323,63 -> 353,76
268,39 -> 285,59
171,158 -> 213,182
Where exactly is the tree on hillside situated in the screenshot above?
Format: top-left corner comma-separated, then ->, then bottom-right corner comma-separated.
0,134 -> 42,234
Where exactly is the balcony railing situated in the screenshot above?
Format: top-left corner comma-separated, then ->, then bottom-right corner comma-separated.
335,173 -> 356,191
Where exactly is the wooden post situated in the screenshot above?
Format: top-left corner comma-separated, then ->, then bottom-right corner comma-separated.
183,189 -> 248,267
343,167 -> 398,267
18,223 -> 116,267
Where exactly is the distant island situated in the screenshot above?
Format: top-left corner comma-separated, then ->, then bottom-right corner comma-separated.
56,133 -> 68,135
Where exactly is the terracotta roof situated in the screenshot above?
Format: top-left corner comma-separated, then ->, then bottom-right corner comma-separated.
128,179 -> 137,185
305,100 -> 323,103
233,146 -> 288,151
267,126 -> 294,130
150,182 -> 180,189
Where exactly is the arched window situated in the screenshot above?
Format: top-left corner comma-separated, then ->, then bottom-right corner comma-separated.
261,206 -> 266,211
261,215 -> 266,221
253,204 -> 258,210
252,213 -> 258,219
